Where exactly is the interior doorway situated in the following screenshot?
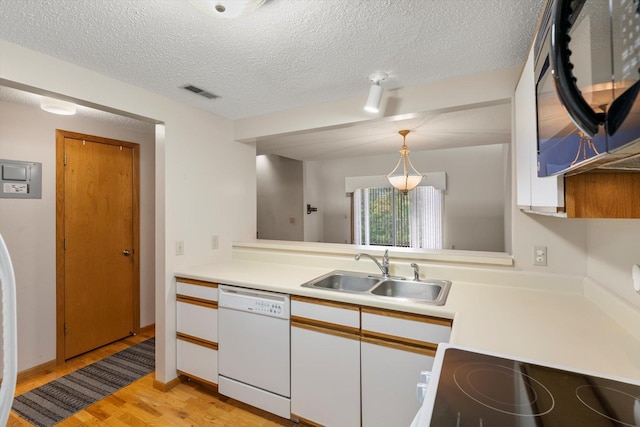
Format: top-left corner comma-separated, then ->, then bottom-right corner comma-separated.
56,130 -> 140,361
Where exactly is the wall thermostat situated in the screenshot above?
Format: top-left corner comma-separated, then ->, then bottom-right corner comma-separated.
0,159 -> 42,199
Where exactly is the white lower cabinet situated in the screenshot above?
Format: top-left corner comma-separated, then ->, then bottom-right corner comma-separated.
175,278 -> 219,387
361,307 -> 452,427
361,339 -> 434,427
175,279 -> 454,426
290,296 -> 361,427
176,338 -> 218,384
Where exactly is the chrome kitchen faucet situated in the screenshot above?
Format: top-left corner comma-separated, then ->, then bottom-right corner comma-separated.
355,249 -> 390,278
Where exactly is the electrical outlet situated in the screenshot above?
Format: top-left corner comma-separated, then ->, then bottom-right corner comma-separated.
533,245 -> 547,266
212,235 -> 219,250
176,240 -> 184,256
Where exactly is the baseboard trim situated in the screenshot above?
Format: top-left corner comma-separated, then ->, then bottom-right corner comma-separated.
153,375 -> 183,392
16,359 -> 58,383
138,324 -> 155,335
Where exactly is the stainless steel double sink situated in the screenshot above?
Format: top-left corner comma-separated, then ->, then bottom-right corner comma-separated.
301,270 -> 451,305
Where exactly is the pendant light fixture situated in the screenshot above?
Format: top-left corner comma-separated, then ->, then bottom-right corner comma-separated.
387,130 -> 423,194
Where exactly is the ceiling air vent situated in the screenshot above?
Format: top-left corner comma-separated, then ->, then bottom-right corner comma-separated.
182,84 -> 220,99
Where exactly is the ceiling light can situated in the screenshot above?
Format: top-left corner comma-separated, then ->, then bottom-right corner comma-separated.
191,0 -> 267,19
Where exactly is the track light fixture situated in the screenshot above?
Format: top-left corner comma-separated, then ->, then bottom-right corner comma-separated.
364,72 -> 388,113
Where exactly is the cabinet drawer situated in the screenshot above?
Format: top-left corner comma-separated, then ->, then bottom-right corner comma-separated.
176,278 -> 218,301
177,300 -> 218,343
177,338 -> 218,385
361,307 -> 451,348
291,296 -> 359,332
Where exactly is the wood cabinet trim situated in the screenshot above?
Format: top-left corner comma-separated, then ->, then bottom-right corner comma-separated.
361,335 -> 436,357
361,329 -> 438,351
176,332 -> 218,350
292,295 -> 360,311
176,295 -> 218,309
361,306 -> 452,327
292,319 -> 360,341
176,277 -> 219,288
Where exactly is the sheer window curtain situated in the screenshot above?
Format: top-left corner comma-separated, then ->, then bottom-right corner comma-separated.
353,186 -> 443,249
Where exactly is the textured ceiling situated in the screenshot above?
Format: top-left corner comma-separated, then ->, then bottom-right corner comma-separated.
0,0 -> 545,121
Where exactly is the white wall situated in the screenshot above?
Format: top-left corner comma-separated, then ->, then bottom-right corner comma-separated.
256,154 -> 304,241
305,144 -> 506,252
0,40 -> 257,382
586,220 -> 640,308
0,99 -> 156,371
303,161 -> 323,242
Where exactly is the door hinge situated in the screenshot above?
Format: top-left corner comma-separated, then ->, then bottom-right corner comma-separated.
64,239 -> 67,250
64,323 -> 67,335
64,153 -> 67,165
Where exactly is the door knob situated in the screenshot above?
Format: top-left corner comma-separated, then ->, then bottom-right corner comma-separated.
122,249 -> 131,256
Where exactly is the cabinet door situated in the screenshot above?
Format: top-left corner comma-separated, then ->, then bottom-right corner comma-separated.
291,323 -> 360,427
361,339 -> 435,427
515,46 -> 535,208
176,338 -> 218,385
514,45 -> 565,211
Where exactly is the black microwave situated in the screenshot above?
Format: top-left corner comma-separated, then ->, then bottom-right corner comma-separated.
535,0 -> 640,177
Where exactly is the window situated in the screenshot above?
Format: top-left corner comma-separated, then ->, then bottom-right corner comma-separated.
353,186 -> 443,249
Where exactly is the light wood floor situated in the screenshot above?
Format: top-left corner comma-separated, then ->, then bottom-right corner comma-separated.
8,330 -> 297,426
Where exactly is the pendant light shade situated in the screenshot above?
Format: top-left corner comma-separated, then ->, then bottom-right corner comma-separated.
387,130 -> 423,194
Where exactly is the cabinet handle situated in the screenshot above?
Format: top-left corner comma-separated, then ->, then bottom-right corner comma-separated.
361,335 -> 436,357
292,319 -> 360,341
550,0 -> 604,136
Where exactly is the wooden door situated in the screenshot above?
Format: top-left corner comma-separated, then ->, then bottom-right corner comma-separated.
56,130 -> 140,360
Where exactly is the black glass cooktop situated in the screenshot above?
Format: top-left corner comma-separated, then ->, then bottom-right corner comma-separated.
430,348 -> 640,426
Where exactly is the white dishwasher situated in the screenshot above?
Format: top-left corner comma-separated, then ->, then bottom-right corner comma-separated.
218,285 -> 291,419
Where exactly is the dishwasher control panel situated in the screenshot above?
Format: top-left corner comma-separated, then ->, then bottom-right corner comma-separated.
250,299 -> 285,316
218,285 -> 290,319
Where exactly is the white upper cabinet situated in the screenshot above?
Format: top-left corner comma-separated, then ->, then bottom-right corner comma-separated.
514,46 -> 565,212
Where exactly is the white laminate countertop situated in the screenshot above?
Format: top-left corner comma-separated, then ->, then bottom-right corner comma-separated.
175,260 -> 640,382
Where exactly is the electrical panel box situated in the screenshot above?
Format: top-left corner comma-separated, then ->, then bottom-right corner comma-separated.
0,159 -> 42,199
